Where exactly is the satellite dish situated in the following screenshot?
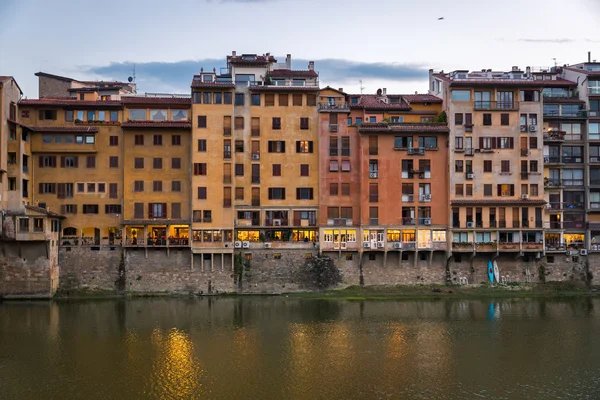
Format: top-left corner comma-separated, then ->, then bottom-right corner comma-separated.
128,76 -> 133,83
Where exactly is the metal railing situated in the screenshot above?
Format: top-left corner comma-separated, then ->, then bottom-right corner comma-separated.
474,101 -> 518,110
318,103 -> 350,111
543,131 -> 565,141
544,221 -> 562,229
543,110 -> 587,118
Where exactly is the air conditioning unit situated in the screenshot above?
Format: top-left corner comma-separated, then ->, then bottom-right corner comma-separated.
579,249 -> 588,256
529,125 -> 537,132
369,172 -> 378,179
423,194 -> 431,201
377,242 -> 384,248
242,241 -> 250,248
423,218 -> 432,225
329,124 -> 338,132
520,125 -> 528,132
393,242 -> 402,249
273,219 -> 281,226
264,243 -> 272,248
234,241 -> 242,248
566,250 -> 572,256
521,194 -> 529,199
466,222 -> 475,228
252,154 -> 260,160
466,173 -> 474,179
363,242 -> 370,248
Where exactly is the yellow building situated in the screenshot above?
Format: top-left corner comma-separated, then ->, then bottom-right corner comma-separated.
191,52 -> 319,270
121,96 -> 192,250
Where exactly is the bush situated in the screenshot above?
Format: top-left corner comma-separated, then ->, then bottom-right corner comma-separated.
299,255 -> 342,290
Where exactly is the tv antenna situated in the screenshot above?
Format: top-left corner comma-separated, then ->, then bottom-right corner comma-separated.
128,64 -> 136,84
552,58 -> 557,68
359,79 -> 365,94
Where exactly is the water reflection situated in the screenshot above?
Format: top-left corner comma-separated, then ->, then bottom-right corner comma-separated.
0,297 -> 599,400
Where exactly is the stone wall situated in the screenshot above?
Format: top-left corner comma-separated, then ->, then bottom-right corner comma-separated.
0,241 -> 57,297
359,251 -> 447,285
58,246 -> 122,291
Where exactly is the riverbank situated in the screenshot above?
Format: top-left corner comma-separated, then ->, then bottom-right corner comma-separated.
33,282 -> 599,301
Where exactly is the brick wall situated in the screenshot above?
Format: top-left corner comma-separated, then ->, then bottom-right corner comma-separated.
58,246 -> 122,291
0,241 -> 57,297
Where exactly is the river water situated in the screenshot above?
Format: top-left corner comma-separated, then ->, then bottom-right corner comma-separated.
1,297 -> 599,400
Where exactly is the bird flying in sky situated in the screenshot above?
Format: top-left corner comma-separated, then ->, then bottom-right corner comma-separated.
438,17 -> 444,20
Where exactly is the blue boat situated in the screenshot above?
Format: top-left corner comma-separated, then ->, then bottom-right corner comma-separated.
488,260 -> 495,284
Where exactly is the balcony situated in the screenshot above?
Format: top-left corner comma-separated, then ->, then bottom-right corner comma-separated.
498,242 -> 520,251
474,101 -> 519,110
432,241 -> 447,251
402,217 -> 416,225
251,152 -> 260,161
452,242 -> 474,252
251,128 -> 260,137
562,179 -> 584,186
545,243 -> 566,252
563,221 -> 586,229
223,127 -> 231,136
417,217 -> 432,225
562,156 -> 583,164
369,194 -> 378,202
318,103 -> 350,112
590,202 -> 600,210
475,242 -> 497,252
465,148 -> 474,156
329,124 -> 338,133
522,242 -> 543,251
544,179 -> 562,188
543,131 -> 565,142
543,156 -> 561,164
544,221 -> 562,230
407,147 -> 425,156
521,171 -> 529,180
369,171 -> 378,179
402,194 -> 414,202
498,221 -> 507,228
591,179 -> 600,186
465,172 -> 474,180
543,110 -> 588,118
588,88 -> 600,96
520,149 -> 529,157
547,202 -> 585,211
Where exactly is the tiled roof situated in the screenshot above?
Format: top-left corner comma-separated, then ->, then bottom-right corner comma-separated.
249,85 -> 319,92
121,96 -> 191,105
349,95 -> 411,110
269,69 -> 318,78
19,99 -> 122,107
359,123 -> 449,133
25,205 -> 65,218
26,126 -> 99,133
402,94 -> 443,103
121,121 -> 191,129
563,66 -> 600,76
320,86 -> 347,95
451,199 -> 547,205
191,78 -> 236,89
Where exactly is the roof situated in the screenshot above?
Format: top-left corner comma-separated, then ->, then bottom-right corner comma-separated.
434,73 -> 577,88
190,78 -> 236,89
228,55 -> 277,66
35,72 -> 74,82
25,205 -> 65,219
563,66 -> 600,77
0,76 -> 12,83
121,96 -> 191,105
358,123 -> 449,133
26,125 -> 99,133
319,86 -> 347,95
249,85 -> 319,92
19,98 -> 122,107
0,76 -> 23,94
451,199 -> 547,205
121,121 -> 191,129
402,94 -> 443,103
35,72 -> 131,86
269,69 -> 318,78
349,95 -> 411,110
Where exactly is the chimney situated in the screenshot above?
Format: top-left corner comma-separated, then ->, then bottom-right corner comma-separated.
308,61 -> 314,71
589,51 -> 592,63
526,66 -> 531,77
382,88 -> 387,95
415,91 -> 418,94
232,51 -> 237,56
286,54 -> 291,69
338,88 -> 343,92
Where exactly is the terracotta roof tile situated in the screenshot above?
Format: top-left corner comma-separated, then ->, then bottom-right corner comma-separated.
121,121 -> 191,129
249,85 -> 319,92
190,78 -> 235,89
349,95 -> 411,110
451,199 -> 547,205
121,96 -> 191,105
402,94 -> 443,103
359,123 -> 449,133
269,69 -> 318,78
19,99 -> 122,107
26,126 -> 99,133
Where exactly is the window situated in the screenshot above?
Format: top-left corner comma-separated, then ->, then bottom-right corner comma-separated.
369,136 -> 378,155
235,140 -> 244,153
296,188 -> 314,200
300,118 -> 309,130
235,187 -> 244,200
152,134 -> 163,146
77,183 -> 85,193
418,137 -> 437,149
520,90 -> 540,102
170,135 -> 181,146
455,184 -> 464,196
483,114 -> 492,125
529,137 -> 538,149
198,139 -> 207,152
134,134 -> 144,145
293,94 -> 303,106
394,136 -> 413,149
194,163 -> 207,175
134,203 -> 144,218
39,110 -> 57,120
39,155 -> 57,168
484,160 -> 492,172
272,117 -> 281,130
235,164 -> 244,176
455,160 -> 463,172
265,94 -> 275,106
169,181 -> 180,192
134,158 -> 144,169
86,156 -> 96,168
171,203 -> 181,219
109,135 -> 118,146
149,203 -> 167,219
501,113 -> 509,125
296,141 -> 313,153
341,160 -> 351,172
268,141 -> 286,153
455,137 -> 464,149
129,109 -> 146,120
39,183 -> 56,194
203,92 -> 212,104
279,94 -> 288,106
341,136 -> 350,156
455,113 -> 463,125
198,115 -> 207,128
330,183 -> 338,196
251,94 -> 260,106
105,204 -> 121,215
484,184 -> 492,196
234,116 -> 244,130
530,160 -> 538,173
329,137 -> 338,156
306,95 -> 316,106
341,183 -> 350,196
197,187 -> 207,200
222,92 -> 232,104
451,90 -> 470,101
134,181 -> 144,192
235,93 -> 244,106
356,117 -> 363,125
501,160 -> 510,173
87,183 -> 96,193
497,184 -> 514,196
110,111 -> 118,122
272,164 -> 281,176
329,160 -> 339,172
65,110 -> 74,122
153,158 -> 162,169
109,156 -> 118,168
268,188 -> 286,200
466,184 -> 473,196
300,164 -> 309,176
83,204 -> 99,214
172,158 -> 181,169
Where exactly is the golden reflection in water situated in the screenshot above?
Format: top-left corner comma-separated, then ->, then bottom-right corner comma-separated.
385,322 -> 407,360
150,328 -> 204,399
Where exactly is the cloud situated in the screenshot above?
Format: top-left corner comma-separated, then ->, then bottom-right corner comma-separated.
78,58 -> 430,93
518,38 -> 574,44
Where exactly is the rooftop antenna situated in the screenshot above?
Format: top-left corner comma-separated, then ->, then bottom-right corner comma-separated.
552,58 -> 557,68
359,79 -> 365,94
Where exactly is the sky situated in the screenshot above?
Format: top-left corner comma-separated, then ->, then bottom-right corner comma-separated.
0,0 -> 599,98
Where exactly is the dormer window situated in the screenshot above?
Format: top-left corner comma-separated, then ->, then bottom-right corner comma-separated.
351,97 -> 359,104
202,75 -> 213,82
389,97 -> 399,103
512,74 -> 522,79
457,73 -> 467,79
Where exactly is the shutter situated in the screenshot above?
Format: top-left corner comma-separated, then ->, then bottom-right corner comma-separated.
479,137 -> 483,149
296,141 -> 301,153
296,188 -> 300,199
39,183 -> 44,194
38,110 -> 44,119
308,141 -> 314,153
281,141 -> 285,153
39,156 -> 44,168
105,204 -> 109,214
60,156 -> 65,168
163,203 -> 167,219
51,183 -> 56,194
57,183 -> 65,199
268,141 -> 273,152
73,205 -> 77,214
60,205 -> 65,214
148,203 -> 153,219
510,185 -> 515,196
497,185 -> 501,196
509,137 -> 514,149
73,156 -> 79,168
52,156 -> 57,168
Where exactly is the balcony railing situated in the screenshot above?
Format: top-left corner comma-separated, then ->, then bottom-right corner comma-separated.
369,194 -> 378,202
590,157 -> 600,163
407,147 -> 425,156
402,217 -> 416,225
589,88 -> 600,95
545,243 -> 566,252
520,149 -> 529,157
591,179 -> 600,186
543,110 -> 587,118
223,127 -> 231,136
474,101 -> 518,110
565,134 -> 582,141
562,156 -> 583,163
419,194 -> 432,202
563,221 -> 586,229
590,202 -> 600,210
544,221 -> 562,229
563,179 -> 584,186
544,156 -> 561,164
545,179 -> 562,187
318,103 -> 350,111
521,171 -> 529,179
465,148 -> 474,156
547,202 -> 585,210
543,131 -> 565,141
